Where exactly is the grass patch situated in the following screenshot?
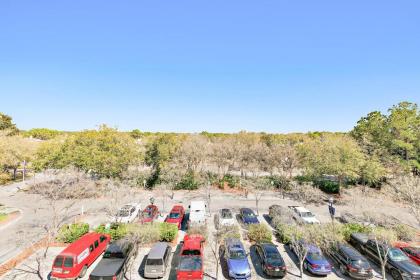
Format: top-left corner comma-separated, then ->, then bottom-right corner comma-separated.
0,213 -> 8,222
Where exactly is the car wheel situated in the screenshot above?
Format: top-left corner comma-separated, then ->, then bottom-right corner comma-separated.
79,265 -> 87,278
339,264 -> 347,276
391,269 -> 403,280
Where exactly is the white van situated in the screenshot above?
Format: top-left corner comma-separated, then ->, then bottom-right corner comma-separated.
188,201 -> 207,226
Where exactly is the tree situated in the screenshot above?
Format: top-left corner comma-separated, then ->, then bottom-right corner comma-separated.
34,126 -> 141,178
130,129 -> 143,139
370,227 -> 397,280
389,176 -> 420,226
299,134 -> 365,191
23,128 -> 60,140
0,112 -> 18,134
0,133 -> 38,179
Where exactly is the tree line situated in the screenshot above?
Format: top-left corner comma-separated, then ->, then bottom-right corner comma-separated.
0,101 -> 419,192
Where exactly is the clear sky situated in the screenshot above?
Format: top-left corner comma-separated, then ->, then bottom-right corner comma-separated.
0,1 -> 419,133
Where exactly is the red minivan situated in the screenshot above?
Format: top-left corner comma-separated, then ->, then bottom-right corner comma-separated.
176,234 -> 204,280
51,232 -> 110,280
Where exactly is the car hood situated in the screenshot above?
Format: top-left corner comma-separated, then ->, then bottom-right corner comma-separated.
392,260 -> 420,274
243,216 -> 259,224
227,258 -> 250,274
302,217 -> 320,224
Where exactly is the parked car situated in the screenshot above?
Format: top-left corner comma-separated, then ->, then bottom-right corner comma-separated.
395,242 -> 420,265
165,205 -> 185,229
51,233 -> 110,280
330,243 -> 373,279
113,203 -> 141,223
288,206 -> 320,224
215,208 -> 235,229
144,242 -> 172,278
89,239 -> 134,280
350,233 -> 420,279
188,201 -> 207,226
255,242 -> 287,278
140,204 -> 159,223
239,208 -> 259,225
225,238 -> 251,280
176,234 -> 205,280
290,241 -> 331,276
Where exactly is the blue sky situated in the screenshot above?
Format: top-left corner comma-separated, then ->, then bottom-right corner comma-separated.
0,1 -> 419,133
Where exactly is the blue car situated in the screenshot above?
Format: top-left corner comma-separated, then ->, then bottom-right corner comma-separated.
225,238 -> 251,280
303,244 -> 332,275
240,208 -> 259,225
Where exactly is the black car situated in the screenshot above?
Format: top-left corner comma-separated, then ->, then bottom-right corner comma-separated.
254,243 -> 287,278
330,243 -> 373,279
89,239 -> 134,280
362,239 -> 420,280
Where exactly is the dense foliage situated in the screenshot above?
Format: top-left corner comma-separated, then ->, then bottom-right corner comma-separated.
23,128 -> 60,140
247,224 -> 272,242
58,223 -> 90,243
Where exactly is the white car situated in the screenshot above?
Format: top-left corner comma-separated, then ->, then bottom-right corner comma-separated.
215,208 -> 235,229
289,206 -> 320,224
113,203 -> 141,223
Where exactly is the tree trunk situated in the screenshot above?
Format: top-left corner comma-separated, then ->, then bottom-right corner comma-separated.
381,264 -> 386,280
13,168 -> 17,180
300,260 -> 304,278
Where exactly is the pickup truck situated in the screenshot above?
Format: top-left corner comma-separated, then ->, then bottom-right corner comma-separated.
89,240 -> 133,280
349,233 -> 420,280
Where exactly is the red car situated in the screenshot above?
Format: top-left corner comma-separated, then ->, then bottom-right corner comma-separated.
176,235 -> 204,280
139,204 -> 159,223
165,205 -> 185,229
51,232 -> 110,279
395,242 -> 420,265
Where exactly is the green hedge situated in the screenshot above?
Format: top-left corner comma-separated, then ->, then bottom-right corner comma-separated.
218,174 -> 239,188
95,223 -> 128,240
159,222 -> 178,242
174,171 -> 199,190
314,179 -> 340,193
248,224 -> 272,243
58,223 -> 89,243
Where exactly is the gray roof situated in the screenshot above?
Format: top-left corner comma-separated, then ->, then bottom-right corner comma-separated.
148,242 -> 169,259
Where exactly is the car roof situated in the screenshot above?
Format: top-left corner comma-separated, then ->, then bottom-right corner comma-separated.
60,233 -> 106,256
294,206 -> 310,212
338,244 -> 363,258
190,201 -> 205,208
183,235 -> 203,250
171,205 -> 184,212
148,242 -> 169,259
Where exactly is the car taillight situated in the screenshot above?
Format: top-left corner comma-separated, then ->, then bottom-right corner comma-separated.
266,264 -> 274,270
311,263 -> 319,269
347,264 -> 358,272
280,266 -> 287,271
112,276 -> 117,280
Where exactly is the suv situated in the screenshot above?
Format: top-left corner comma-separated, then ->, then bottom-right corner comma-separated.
176,235 -> 205,280
363,240 -> 420,280
330,243 -> 373,279
255,243 -> 287,278
225,238 -> 251,280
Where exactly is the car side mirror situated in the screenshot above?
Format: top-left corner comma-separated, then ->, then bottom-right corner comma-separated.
188,206 -> 191,209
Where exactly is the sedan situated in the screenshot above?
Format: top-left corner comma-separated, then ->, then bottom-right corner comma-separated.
290,241 -> 331,276
139,204 -> 159,223
395,242 -> 420,265
240,208 -> 259,225
225,238 -> 251,280
330,243 -> 373,279
215,208 -> 235,229
165,205 -> 185,229
255,243 -> 287,278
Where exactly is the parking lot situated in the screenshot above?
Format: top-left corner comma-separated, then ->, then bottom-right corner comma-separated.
3,205 -> 392,280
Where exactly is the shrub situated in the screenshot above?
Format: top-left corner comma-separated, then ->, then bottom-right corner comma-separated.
159,222 -> 178,242
126,223 -> 161,244
0,173 -> 11,185
248,224 -> 272,243
174,170 -> 199,190
392,224 -> 416,242
275,223 -> 295,244
218,174 -> 239,188
24,128 -> 60,140
267,176 -> 291,191
219,225 -> 241,241
95,223 -> 128,240
187,224 -> 208,241
58,223 -> 89,243
314,178 -> 340,193
339,223 -> 372,241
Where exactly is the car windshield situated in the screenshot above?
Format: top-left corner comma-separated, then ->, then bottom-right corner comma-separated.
169,213 -> 180,219
229,249 -> 246,259
63,257 -> 73,267
301,212 -> 314,218
178,256 -> 202,271
104,249 -> 125,259
308,251 -> 324,261
221,210 -> 232,219
142,211 -> 153,218
267,257 -> 283,266
350,259 -> 370,269
389,248 -> 409,262
243,211 -> 255,217
53,256 -> 64,267
117,210 -> 130,217
182,249 -> 201,256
